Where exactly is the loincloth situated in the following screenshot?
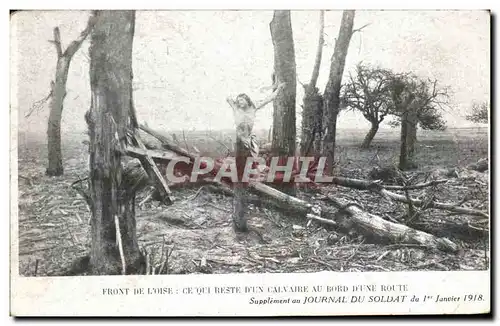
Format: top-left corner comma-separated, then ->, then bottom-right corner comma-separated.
237,134 -> 259,158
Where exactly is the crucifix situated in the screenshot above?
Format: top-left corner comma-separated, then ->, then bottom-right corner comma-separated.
226,82 -> 285,233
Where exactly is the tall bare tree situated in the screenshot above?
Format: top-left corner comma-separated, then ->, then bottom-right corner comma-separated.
86,10 -> 142,275
300,10 -> 324,156
270,11 -> 297,158
343,63 -> 393,148
46,14 -> 96,176
322,10 -> 355,174
270,10 -> 297,194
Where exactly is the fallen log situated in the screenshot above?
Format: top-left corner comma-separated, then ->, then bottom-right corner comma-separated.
138,126 -> 459,252
125,146 -> 182,163
409,219 -> 488,241
329,176 -> 488,219
319,193 -> 459,253
140,124 -> 197,161
165,175 -> 456,253
249,182 -> 312,215
128,130 -> 488,221
249,180 -> 458,253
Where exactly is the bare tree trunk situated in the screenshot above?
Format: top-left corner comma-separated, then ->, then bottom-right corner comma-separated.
309,11 -> 325,89
301,11 -> 324,156
46,17 -> 95,176
399,106 -> 418,170
313,105 -> 323,154
406,108 -> 418,166
361,120 -> 379,149
300,90 -> 323,156
270,10 -> 297,194
399,109 -> 409,170
233,138 -> 249,232
270,11 -> 297,159
46,61 -> 68,176
322,10 -> 355,174
87,10 -> 143,275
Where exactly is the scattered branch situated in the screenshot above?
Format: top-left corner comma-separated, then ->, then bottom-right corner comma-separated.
382,179 -> 448,190
329,176 -> 488,219
114,215 -> 126,276
70,177 -> 93,214
25,90 -> 53,118
352,23 -> 370,35
49,27 -> 63,58
63,12 -> 97,58
130,132 -> 173,205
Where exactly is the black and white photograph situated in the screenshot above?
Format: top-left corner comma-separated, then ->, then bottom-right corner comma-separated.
10,8 -> 491,316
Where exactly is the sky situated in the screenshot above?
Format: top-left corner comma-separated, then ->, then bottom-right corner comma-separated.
11,10 -> 490,135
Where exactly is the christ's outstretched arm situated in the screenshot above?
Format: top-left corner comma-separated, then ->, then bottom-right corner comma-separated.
255,82 -> 286,111
226,97 -> 238,112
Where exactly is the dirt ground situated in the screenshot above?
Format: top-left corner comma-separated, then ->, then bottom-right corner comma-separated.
15,127 -> 489,276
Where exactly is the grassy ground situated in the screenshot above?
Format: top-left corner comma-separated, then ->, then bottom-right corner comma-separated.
15,126 -> 489,276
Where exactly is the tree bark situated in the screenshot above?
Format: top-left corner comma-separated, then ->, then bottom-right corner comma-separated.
270,10 -> 297,158
361,120 -> 379,149
301,89 -> 323,156
399,105 -> 417,170
309,11 -> 324,90
301,11 -> 324,156
270,10 -> 297,195
399,109 -> 409,170
233,138 -> 250,232
88,10 -> 143,275
46,60 -> 69,176
406,107 -> 418,166
322,10 -> 355,174
46,17 -> 95,176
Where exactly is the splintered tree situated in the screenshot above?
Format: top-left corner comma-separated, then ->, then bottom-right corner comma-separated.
322,10 -> 355,174
46,13 -> 96,176
87,10 -> 143,275
343,63 -> 393,148
300,10 -> 324,156
270,10 -> 297,171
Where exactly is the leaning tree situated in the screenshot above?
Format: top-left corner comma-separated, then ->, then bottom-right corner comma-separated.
322,10 -> 357,174
342,63 -> 394,148
300,10 -> 324,156
45,13 -> 96,176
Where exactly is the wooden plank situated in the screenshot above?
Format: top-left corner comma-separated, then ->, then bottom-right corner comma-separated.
133,133 -> 173,205
125,146 -> 181,163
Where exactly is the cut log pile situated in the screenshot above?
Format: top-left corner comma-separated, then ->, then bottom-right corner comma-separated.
90,124 -> 490,254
